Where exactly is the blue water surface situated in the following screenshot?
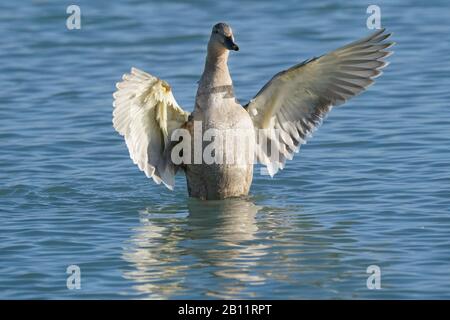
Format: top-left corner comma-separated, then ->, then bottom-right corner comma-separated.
0,0 -> 449,299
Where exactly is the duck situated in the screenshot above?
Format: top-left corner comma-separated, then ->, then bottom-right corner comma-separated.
113,22 -> 394,200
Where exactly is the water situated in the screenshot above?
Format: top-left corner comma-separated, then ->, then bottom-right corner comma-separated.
1,0 -> 449,299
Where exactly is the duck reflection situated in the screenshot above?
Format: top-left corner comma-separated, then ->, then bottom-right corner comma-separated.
122,197 -> 267,299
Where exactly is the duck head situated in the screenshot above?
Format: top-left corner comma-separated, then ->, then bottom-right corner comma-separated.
209,22 -> 239,52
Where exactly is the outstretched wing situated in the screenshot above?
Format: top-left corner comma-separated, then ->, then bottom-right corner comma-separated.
245,28 -> 394,176
113,67 -> 189,189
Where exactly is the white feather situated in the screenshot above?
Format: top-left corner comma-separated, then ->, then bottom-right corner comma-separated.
112,67 -> 189,190
247,29 -> 394,176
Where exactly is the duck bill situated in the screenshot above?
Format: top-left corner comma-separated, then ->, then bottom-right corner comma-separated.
224,36 -> 239,51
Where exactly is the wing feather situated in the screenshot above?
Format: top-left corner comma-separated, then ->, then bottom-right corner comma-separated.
113,67 -> 189,189
246,29 -> 394,176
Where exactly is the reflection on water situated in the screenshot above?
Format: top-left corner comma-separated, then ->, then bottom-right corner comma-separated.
121,198 -> 360,299
122,198 -> 268,299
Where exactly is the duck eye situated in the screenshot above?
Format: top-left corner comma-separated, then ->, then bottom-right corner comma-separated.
214,29 -> 219,34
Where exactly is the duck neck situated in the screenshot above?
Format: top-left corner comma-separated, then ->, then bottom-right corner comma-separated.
200,45 -> 232,88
